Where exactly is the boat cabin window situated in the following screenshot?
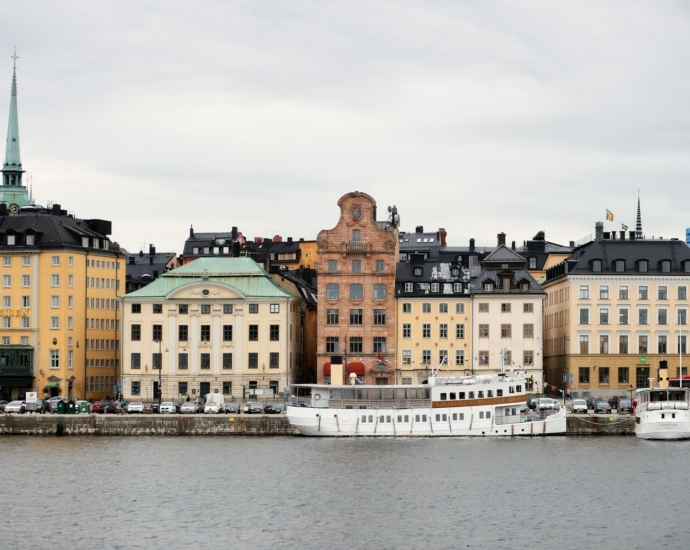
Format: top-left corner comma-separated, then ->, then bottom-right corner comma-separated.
386,415 -> 391,423
415,415 -> 420,422
368,415 -> 373,422
442,414 -> 447,421
512,408 -> 516,415
379,415 -> 385,423
330,389 -> 342,399
459,413 -> 464,420
449,392 -> 456,400
487,390 -> 493,397
435,414 -> 441,421
440,393 -> 447,400
478,391 -> 484,398
362,416 -> 367,423
487,411 -> 491,418
469,391 -> 475,399
497,389 -> 503,397
479,412 -> 484,419
509,386 -> 515,394
422,415 -> 427,422
343,389 -> 355,400
459,392 -> 465,399
397,415 -> 403,422
516,385 -> 522,392
452,413 -> 457,420
404,415 -> 409,422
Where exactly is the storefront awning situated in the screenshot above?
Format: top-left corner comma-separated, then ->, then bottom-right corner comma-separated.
44,381 -> 60,389
347,362 -> 365,376
323,362 -> 331,376
0,377 -> 33,387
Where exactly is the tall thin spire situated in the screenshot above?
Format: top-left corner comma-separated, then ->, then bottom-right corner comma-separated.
3,47 -> 23,185
635,190 -> 643,240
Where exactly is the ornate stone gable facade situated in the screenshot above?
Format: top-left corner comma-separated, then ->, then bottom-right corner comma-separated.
316,192 -> 400,384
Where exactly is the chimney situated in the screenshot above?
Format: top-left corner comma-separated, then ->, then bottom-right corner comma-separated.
0,204 -> 7,216
153,270 -> 159,279
149,244 -> 155,255
511,241 -> 516,251
254,237 -> 262,244
273,235 -> 282,243
569,241 -> 575,247
438,228 -> 447,247
416,226 -> 424,233
138,250 -> 144,257
497,232 -> 506,246
287,237 -> 293,243
619,231 -> 626,240
189,225 -> 194,238
469,238 -> 475,252
629,231 -> 636,240
595,222 -> 604,241
52,203 -> 61,215
232,226 -> 238,239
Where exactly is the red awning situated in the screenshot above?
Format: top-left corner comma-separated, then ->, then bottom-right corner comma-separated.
323,362 -> 331,376
347,362 -> 365,376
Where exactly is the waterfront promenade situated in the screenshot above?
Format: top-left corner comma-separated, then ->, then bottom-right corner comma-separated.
0,412 -> 634,436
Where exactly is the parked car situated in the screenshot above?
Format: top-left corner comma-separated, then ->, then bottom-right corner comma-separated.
264,403 -> 285,414
571,399 -> 588,414
244,401 -> 263,414
616,398 -> 633,413
159,402 -> 176,414
47,396 -> 65,405
92,400 -> 119,414
594,400 -> 612,414
224,402 -> 240,414
127,402 -> 145,414
204,402 -> 220,414
180,401 -> 199,414
5,400 -> 26,413
536,398 -> 560,411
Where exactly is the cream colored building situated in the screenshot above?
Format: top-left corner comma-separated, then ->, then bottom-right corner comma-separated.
120,258 -> 304,402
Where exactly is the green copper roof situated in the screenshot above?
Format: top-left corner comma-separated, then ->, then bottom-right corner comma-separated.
3,68 -> 21,172
121,257 -> 299,300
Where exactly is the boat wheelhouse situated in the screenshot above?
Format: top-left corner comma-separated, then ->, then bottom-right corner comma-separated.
287,372 -> 565,437
635,387 -> 690,440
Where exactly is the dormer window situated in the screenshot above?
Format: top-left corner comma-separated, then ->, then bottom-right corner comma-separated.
529,257 -> 537,269
638,260 -> 648,273
684,261 -> 690,273
26,234 -> 34,246
660,260 -> 671,273
451,268 -> 459,277
82,237 -> 89,248
592,260 -> 602,272
613,260 -> 625,272
484,283 -> 494,291
414,267 -> 423,276
7,234 -> 15,245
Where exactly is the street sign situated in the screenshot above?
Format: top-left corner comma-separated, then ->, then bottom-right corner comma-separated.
26,392 -> 37,403
640,357 -> 647,363
569,373 -> 574,384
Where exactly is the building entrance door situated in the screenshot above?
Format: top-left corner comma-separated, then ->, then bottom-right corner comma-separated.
636,367 -> 650,389
375,378 -> 388,385
200,382 -> 210,397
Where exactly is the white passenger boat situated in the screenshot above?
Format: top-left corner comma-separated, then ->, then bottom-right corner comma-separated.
635,387 -> 690,440
286,372 -> 566,437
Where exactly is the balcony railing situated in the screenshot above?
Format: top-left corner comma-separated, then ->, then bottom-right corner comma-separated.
343,242 -> 369,253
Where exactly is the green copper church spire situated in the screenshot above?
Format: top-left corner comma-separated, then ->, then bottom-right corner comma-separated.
1,47 -> 32,211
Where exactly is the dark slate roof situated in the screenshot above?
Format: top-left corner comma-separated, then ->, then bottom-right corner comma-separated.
271,267 -> 318,307
182,227 -> 242,257
396,257 -> 472,297
242,239 -> 303,264
473,268 -> 544,293
0,206 -> 122,253
126,251 -> 177,284
483,245 -> 526,264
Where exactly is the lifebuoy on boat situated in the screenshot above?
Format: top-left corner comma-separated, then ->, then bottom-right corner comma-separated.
314,394 -> 321,400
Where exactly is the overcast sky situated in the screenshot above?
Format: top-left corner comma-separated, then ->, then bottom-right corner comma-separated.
3,1 -> 690,254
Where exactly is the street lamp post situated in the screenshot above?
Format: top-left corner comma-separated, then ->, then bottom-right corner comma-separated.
155,339 -> 162,407
629,384 -> 634,411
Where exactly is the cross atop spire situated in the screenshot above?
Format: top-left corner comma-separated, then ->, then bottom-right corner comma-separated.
11,47 -> 18,69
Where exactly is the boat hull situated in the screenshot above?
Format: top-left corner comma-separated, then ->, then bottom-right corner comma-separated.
635,412 -> 690,440
287,406 -> 566,437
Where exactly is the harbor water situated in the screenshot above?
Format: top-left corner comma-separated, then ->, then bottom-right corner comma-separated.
2,436 -> 689,549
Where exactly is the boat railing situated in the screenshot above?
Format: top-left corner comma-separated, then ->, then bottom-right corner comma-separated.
494,410 -> 557,425
288,397 -> 313,407
646,402 -> 689,411
289,398 -> 433,409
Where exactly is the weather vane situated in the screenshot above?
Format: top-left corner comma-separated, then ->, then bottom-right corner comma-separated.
11,47 -> 18,69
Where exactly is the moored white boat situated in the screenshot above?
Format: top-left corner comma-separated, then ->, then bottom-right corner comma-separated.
287,372 -> 565,437
635,387 -> 690,440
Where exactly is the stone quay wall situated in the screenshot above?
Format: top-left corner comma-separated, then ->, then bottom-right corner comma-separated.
0,413 -> 634,436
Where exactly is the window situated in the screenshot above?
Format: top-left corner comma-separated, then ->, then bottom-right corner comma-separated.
529,257 -> 537,269
51,274 -> 59,287
431,283 -> 439,293
522,303 -> 533,314
326,284 -> 339,299
349,337 -> 362,354
51,295 -> 60,308
351,229 -> 361,243
270,304 -> 280,314
422,350 -> 431,365
422,302 -> 431,314
248,325 -> 258,341
638,286 -> 648,300
661,260 -> 671,273
615,367 -> 629,384
658,309 -> 668,325
270,325 -> 280,341
439,303 -> 448,314
479,324 -> 489,337
221,304 -> 232,314
402,323 -> 412,338
375,260 -> 384,273
152,325 -> 162,341
579,367 -> 590,384
619,309 -> 628,325
349,284 -> 363,299
520,350 -> 532,365
455,303 -> 465,314
678,335 -> 687,354
131,353 -> 141,369
2,317 -> 10,328
51,316 -> 60,329
523,324 -> 534,338
350,309 -> 362,325
130,303 -> 142,315
249,304 -> 259,314
658,335 -> 668,354
68,274 -> 74,288
638,335 -> 648,354
373,309 -> 386,325
599,286 -> 609,300
679,287 -> 688,300
592,260 -> 602,272
639,309 -> 648,325
269,352 -> 279,368
2,275 -> 10,288
200,353 -> 210,369
152,304 -> 163,314
68,296 -> 73,309
21,274 -> 29,287
579,285 -> 589,299
404,282 -> 413,293
223,325 -> 233,341
131,324 -> 141,341
658,286 -> 668,300
200,304 -> 211,314
178,325 -> 188,341
614,260 -> 625,272
402,303 -> 412,313
328,259 -> 338,273
455,350 -> 465,365
679,309 -> 687,325
479,303 -> 489,313
501,324 -> 511,338
373,284 -> 386,299
178,353 -> 188,370
599,367 -> 610,384
453,283 -> 463,293
439,323 -> 448,339
479,351 -> 489,365
326,309 -> 339,325
373,337 -> 386,353
422,323 -> 431,338
21,296 -> 29,308
351,259 -> 361,273
326,337 -> 339,353
179,382 -> 189,395
638,260 -> 648,273
402,350 -> 412,365
501,303 -> 511,313
580,308 -> 589,324
619,286 -> 628,300
66,317 -> 71,329
49,350 -> 60,369
600,335 -> 609,354
455,323 -> 465,339
2,296 -> 9,308
414,267 -> 423,277
579,335 -> 589,354
131,381 -> 141,395
619,335 -> 628,354
599,308 -> 609,325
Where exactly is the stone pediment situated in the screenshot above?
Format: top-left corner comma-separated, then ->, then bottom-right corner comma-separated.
166,281 -> 246,300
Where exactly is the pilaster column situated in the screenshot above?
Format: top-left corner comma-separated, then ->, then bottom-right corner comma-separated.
212,310 -> 221,375
167,311 -> 176,376
191,312 -> 199,375
235,309 -> 243,375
